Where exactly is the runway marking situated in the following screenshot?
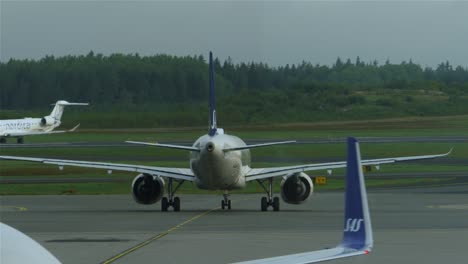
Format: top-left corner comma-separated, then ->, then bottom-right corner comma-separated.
101,206 -> 219,264
0,205 -> 28,212
427,204 -> 468,210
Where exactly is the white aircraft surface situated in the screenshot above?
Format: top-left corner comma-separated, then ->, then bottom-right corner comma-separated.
0,100 -> 88,144
236,137 -> 373,263
0,222 -> 61,264
0,52 -> 451,212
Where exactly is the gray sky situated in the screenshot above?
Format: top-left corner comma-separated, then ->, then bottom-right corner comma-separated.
1,0 -> 468,67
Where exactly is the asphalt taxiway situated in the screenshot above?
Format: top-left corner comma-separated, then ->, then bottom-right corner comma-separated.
0,135 -> 466,149
1,184 -> 468,264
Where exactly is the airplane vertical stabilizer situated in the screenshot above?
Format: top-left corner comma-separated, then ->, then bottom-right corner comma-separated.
50,100 -> 89,121
341,137 -> 373,251
208,52 -> 217,136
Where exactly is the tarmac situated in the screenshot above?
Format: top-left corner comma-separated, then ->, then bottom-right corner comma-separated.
1,183 -> 468,264
0,135 -> 467,149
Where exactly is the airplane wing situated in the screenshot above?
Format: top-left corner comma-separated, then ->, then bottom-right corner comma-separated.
3,124 -> 81,137
245,148 -> 452,181
234,137 -> 373,264
0,155 -> 195,181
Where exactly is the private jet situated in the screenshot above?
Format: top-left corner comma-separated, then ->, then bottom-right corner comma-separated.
0,100 -> 88,144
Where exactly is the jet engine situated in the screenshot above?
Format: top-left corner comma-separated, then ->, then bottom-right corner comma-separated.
131,174 -> 165,205
40,116 -> 56,126
280,172 -> 314,204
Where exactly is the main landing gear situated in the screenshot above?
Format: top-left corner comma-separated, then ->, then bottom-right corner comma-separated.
0,138 -> 6,144
221,191 -> 231,210
257,178 -> 280,212
161,178 -> 185,212
17,137 -> 24,144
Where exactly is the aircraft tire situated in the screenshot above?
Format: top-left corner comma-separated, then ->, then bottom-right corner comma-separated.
228,200 -> 231,210
173,197 -> 180,212
0,138 -> 6,144
273,197 -> 280,211
261,197 -> 268,211
161,197 -> 168,211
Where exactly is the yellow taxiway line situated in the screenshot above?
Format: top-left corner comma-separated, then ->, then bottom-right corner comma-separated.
101,206 -> 219,264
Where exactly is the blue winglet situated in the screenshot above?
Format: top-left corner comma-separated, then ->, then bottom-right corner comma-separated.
341,137 -> 373,251
208,51 -> 217,136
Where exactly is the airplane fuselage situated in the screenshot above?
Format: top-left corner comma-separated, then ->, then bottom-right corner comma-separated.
0,118 -> 58,137
190,133 -> 250,190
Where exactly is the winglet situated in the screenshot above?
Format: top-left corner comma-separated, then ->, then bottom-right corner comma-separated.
340,137 -> 373,251
208,51 -> 217,136
68,124 -> 80,132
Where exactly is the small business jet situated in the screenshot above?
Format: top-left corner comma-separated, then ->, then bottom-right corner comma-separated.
0,137 -> 373,264
0,52 -> 451,211
0,100 -> 88,144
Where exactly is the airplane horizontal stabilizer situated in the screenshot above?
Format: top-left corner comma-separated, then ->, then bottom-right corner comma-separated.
233,137 -> 373,264
51,101 -> 89,106
125,141 -> 200,152
223,141 -> 296,152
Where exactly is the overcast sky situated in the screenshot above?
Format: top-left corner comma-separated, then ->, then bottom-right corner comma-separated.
1,0 -> 467,67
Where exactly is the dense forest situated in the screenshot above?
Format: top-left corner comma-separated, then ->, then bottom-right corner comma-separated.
1,52 -> 468,128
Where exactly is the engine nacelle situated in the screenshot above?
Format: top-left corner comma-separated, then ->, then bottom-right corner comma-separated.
131,174 -> 165,205
40,116 -> 56,126
280,172 -> 314,204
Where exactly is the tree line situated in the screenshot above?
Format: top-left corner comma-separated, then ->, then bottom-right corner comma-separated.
1,52 -> 467,127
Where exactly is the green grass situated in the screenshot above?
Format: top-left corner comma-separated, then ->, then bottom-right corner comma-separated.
3,114 -> 468,143
1,115 -> 467,195
0,177 -> 457,195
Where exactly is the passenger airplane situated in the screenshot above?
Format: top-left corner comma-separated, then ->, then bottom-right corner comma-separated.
0,52 -> 451,212
0,137 -> 373,264
0,100 -> 88,144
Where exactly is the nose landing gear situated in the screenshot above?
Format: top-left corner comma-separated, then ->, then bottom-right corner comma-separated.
221,191 -> 231,210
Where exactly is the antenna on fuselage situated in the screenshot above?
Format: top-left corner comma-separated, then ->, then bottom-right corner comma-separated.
208,51 -> 217,136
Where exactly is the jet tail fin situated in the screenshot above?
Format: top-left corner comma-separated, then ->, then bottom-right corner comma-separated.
49,100 -> 89,120
208,51 -> 217,136
340,137 -> 373,251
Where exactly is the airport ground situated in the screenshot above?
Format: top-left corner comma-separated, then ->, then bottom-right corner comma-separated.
1,183 -> 468,264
